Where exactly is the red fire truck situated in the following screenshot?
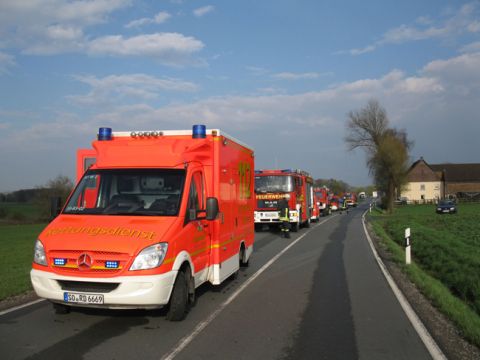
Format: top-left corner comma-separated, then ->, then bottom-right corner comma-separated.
343,192 -> 358,207
254,169 -> 313,232
313,187 -> 331,217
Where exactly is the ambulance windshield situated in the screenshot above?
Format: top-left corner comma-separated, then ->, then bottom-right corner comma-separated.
255,175 -> 293,193
63,169 -> 186,216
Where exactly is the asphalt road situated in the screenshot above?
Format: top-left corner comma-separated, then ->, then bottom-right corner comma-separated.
0,203 -> 432,360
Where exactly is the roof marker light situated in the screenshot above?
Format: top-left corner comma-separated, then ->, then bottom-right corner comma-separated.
98,127 -> 112,141
192,124 -> 206,139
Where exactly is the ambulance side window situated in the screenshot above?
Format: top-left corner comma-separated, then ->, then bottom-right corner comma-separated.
185,172 -> 204,223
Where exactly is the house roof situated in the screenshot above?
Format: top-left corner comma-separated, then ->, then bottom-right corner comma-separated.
429,163 -> 480,183
407,158 -> 440,182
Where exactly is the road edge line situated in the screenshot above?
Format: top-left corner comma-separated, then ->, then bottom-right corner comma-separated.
0,298 -> 45,316
161,215 -> 337,360
361,209 -> 447,360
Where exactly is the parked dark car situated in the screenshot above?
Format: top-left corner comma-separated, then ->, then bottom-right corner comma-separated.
436,200 -> 457,214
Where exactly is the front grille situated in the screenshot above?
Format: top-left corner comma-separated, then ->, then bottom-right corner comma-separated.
48,249 -> 130,274
57,280 -> 119,293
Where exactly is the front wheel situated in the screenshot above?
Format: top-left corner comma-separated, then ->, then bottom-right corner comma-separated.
166,270 -> 189,321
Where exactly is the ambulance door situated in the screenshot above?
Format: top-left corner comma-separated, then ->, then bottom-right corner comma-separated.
184,170 -> 211,281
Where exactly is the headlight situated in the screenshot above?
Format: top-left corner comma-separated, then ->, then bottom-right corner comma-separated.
450,207 -> 455,211
130,243 -> 168,271
437,208 -> 441,211
285,194 -> 291,200
34,239 -> 47,266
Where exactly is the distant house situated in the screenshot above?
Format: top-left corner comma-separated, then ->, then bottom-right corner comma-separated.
401,158 -> 480,202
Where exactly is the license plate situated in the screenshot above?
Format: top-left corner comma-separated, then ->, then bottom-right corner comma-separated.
443,209 -> 449,213
64,292 -> 104,305
264,212 -> 279,218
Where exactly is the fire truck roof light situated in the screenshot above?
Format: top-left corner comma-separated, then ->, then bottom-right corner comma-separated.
192,124 -> 206,139
281,169 -> 292,173
255,170 -> 263,174
98,127 -> 112,141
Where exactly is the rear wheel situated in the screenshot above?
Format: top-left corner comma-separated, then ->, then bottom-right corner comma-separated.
240,245 -> 250,267
166,270 -> 189,321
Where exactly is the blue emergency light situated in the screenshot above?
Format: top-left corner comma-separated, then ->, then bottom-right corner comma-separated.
192,124 -> 206,139
54,258 -> 67,266
98,127 -> 112,141
105,261 -> 119,269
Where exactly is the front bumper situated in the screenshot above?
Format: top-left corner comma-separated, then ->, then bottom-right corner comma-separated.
30,268 -> 177,309
254,210 -> 299,223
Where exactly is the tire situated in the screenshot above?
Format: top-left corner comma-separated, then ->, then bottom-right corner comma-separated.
254,224 -> 262,232
52,302 -> 70,314
240,246 -> 250,267
291,222 -> 299,232
166,270 -> 189,321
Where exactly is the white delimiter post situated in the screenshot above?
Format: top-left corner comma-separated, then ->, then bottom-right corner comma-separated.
405,227 -> 411,265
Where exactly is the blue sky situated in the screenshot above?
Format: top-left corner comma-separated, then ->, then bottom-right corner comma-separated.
1,0 -> 480,192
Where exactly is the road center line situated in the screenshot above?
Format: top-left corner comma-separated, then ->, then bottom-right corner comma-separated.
361,208 -> 447,360
160,215 -> 337,360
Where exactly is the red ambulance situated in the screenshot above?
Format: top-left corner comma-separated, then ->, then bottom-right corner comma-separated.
31,125 -> 254,321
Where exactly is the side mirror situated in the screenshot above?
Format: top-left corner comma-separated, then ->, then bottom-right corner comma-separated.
206,197 -> 219,220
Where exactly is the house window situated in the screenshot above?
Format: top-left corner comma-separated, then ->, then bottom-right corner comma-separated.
420,184 -> 425,191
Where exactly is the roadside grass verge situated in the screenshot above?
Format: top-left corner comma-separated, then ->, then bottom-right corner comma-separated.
0,224 -> 46,301
369,204 -> 480,347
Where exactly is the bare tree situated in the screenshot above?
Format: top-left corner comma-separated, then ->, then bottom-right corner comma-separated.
345,99 -> 412,213
34,175 -> 74,220
345,99 -> 389,152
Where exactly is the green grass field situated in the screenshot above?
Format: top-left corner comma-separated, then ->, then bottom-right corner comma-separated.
0,224 -> 47,300
0,202 -> 43,223
370,203 -> 480,346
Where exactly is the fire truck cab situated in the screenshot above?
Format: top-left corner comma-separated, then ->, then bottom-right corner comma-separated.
313,187 -> 331,217
30,125 -> 254,321
254,169 -> 313,232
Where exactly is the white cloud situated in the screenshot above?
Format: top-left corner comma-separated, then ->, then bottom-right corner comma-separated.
193,5 -> 214,17
348,45 -> 376,55
125,11 -> 171,28
468,20 -> 480,32
0,51 -> 15,74
460,41 -> 480,53
0,0 -> 204,65
344,2 -> 480,56
272,72 -> 324,80
68,73 -> 198,105
86,33 -> 204,64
